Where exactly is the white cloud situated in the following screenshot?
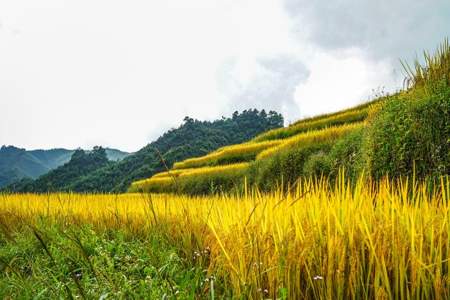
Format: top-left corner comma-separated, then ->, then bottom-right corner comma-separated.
0,0 -> 447,151
294,48 -> 400,118
0,0 -> 299,151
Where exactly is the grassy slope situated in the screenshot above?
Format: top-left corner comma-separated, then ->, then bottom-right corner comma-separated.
131,38 -> 450,194
129,99 -> 378,193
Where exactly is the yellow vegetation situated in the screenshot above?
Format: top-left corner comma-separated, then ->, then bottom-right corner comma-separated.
152,168 -> 191,178
257,122 -> 365,160
252,106 -> 369,142
2,176 -> 449,298
177,162 -> 249,177
129,177 -> 175,192
173,140 -> 282,170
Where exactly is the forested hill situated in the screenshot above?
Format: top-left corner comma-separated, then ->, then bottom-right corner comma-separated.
0,146 -> 128,188
4,109 -> 283,193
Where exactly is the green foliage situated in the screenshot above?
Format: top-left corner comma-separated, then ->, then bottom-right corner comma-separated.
171,170 -> 246,195
0,221 -> 211,299
302,151 -> 332,178
249,142 -> 333,191
366,83 -> 450,179
327,128 -> 366,181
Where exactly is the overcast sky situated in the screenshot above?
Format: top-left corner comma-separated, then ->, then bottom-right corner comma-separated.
1,0 -> 449,152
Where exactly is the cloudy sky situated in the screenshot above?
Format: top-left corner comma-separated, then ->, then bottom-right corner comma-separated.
1,0 -> 449,152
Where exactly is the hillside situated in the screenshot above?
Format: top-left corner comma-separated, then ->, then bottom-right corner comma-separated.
131,41 -> 450,195
0,146 -> 128,188
4,110 -> 283,193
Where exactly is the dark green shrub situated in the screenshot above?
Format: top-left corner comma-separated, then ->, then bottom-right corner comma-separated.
366,81 -> 450,179
328,128 -> 365,181
176,171 -> 245,195
215,152 -> 258,165
302,151 -> 332,178
250,142 -> 333,190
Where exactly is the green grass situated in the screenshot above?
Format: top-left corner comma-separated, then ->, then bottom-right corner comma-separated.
0,219 -> 215,299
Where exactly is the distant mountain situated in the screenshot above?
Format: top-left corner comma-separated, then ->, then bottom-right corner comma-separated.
0,146 -> 129,188
3,109 -> 283,193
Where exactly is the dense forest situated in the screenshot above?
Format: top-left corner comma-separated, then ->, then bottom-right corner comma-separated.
3,109 -> 283,193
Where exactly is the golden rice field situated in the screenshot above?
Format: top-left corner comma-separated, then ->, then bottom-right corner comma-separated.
2,176 -> 449,299
173,140 -> 282,170
252,105 -> 370,142
256,122 -> 364,160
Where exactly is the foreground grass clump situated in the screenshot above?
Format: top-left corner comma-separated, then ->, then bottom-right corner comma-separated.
1,176 -> 449,299
0,223 -> 207,299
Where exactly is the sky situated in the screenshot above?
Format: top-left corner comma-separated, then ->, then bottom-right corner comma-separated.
1,0 -> 449,152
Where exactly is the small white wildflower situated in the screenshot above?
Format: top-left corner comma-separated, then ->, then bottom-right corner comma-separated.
313,275 -> 323,280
